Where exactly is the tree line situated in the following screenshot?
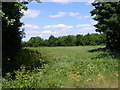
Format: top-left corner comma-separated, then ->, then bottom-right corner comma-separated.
22,33 -> 106,47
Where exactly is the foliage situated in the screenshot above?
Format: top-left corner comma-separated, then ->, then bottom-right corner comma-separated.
27,36 -> 43,47
81,33 -> 91,45
42,39 -> 49,46
2,46 -> 119,88
76,34 -> 83,46
2,48 -> 46,88
14,49 -> 46,70
2,65 -> 36,88
64,35 -> 76,46
48,35 -> 58,46
2,48 -> 45,77
23,33 -> 106,47
83,33 -> 106,45
2,2 -> 28,75
57,36 -> 67,46
90,2 -> 120,51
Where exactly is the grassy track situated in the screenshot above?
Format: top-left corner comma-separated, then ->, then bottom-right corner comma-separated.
2,46 -> 119,88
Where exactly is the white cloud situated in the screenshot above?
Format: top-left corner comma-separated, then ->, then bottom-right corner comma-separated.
41,30 -> 58,34
26,31 -> 39,34
77,15 -> 90,19
76,27 -> 96,35
41,30 -> 52,34
49,12 -> 67,18
69,12 -> 79,16
76,29 -> 96,35
49,12 -> 80,18
22,9 -> 42,19
40,24 -> 74,39
51,0 -> 70,4
44,24 -> 73,29
22,22 -> 97,41
22,24 -> 40,30
22,24 -> 73,41
83,27 -> 95,30
77,24 -> 91,27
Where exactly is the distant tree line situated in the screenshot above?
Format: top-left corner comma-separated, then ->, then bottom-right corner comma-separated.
22,33 -> 106,47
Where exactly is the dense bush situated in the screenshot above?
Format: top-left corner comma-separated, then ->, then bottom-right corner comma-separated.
14,49 -> 46,70
2,48 -> 46,77
2,2 -> 28,75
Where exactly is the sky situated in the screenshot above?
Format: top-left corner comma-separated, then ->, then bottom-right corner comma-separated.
21,1 -> 97,41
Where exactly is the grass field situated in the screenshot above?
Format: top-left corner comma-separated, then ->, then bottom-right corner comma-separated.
2,46 -> 119,88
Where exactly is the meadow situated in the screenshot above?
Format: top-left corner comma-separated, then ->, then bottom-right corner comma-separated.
2,46 -> 119,88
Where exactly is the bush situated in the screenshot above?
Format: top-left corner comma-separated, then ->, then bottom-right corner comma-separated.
3,49 -> 46,76
14,49 -> 46,70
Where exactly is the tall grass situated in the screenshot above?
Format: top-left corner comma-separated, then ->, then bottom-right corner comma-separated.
2,46 -> 119,88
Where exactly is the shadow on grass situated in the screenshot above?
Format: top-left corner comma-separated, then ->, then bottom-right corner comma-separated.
88,47 -> 107,52
15,49 -> 47,70
96,51 -> 120,60
3,49 -> 47,77
88,47 -> 120,60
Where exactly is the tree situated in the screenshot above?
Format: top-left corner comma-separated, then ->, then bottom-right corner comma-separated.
2,2 -> 28,74
90,2 -> 120,50
76,34 -> 83,46
65,35 -> 76,46
28,36 -> 43,47
42,39 -> 49,46
57,36 -> 64,46
48,35 -> 58,46
81,33 -> 91,45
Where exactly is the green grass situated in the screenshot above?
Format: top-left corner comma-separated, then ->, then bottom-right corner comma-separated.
2,46 -> 119,88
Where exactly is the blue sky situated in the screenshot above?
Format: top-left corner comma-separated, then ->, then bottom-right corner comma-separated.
21,1 -> 97,41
